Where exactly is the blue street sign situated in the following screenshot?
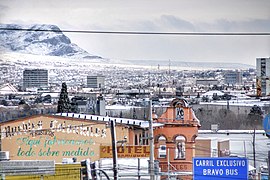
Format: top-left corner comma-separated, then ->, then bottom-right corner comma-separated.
263,114 -> 270,136
193,157 -> 248,180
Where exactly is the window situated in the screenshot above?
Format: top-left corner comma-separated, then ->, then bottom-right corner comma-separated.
135,134 -> 138,145
158,135 -> 167,158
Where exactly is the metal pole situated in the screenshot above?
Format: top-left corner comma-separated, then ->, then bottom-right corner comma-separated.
253,128 -> 256,169
138,158 -> 141,180
167,148 -> 170,180
243,140 -> 246,158
149,100 -> 155,180
110,120 -> 118,180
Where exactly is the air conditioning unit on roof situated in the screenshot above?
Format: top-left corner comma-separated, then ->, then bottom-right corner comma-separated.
0,151 -> 9,161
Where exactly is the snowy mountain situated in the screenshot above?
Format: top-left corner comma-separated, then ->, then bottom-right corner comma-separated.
0,24 -> 102,59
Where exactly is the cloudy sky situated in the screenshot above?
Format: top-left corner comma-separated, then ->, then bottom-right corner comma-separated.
1,0 -> 270,65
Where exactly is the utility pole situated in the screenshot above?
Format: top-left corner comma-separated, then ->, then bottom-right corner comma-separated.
149,100 -> 155,180
110,120 -> 118,180
253,128 -> 256,169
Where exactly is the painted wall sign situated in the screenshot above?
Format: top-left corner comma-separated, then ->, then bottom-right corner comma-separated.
193,157 -> 248,180
1,118 -> 107,138
0,116 -> 129,163
100,145 -> 150,158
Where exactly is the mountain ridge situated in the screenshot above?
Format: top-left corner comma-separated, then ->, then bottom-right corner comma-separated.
0,24 -> 102,59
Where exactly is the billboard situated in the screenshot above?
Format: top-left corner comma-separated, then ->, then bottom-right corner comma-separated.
193,157 -> 248,180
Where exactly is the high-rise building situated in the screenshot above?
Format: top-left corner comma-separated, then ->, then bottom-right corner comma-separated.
23,69 -> 48,90
256,57 -> 270,96
87,75 -> 105,89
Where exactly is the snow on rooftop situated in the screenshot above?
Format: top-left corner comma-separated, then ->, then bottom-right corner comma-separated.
199,129 -> 266,134
200,99 -> 270,107
201,90 -> 224,97
106,105 -> 137,110
55,113 -> 164,128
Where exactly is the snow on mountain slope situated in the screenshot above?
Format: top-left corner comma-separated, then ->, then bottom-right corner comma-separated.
0,24 -> 102,60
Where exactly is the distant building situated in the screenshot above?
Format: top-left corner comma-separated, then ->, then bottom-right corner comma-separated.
23,69 -> 48,90
256,57 -> 270,96
87,75 -> 105,89
196,79 -> 218,86
71,92 -> 105,115
195,138 -> 230,157
224,70 -> 243,85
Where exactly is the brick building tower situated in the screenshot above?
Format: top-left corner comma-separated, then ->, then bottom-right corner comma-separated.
153,98 -> 201,179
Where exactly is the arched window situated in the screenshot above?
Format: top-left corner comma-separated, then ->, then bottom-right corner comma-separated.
145,132 -> 149,145
175,136 -> 185,159
157,135 -> 167,158
158,135 -> 166,141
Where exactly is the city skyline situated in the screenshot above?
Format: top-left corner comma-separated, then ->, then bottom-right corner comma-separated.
1,0 -> 270,65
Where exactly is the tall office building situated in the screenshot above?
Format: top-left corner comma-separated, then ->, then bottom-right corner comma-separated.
256,57 -> 270,96
87,75 -> 105,89
23,69 -> 48,90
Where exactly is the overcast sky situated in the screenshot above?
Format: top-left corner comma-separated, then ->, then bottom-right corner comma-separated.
1,0 -> 270,65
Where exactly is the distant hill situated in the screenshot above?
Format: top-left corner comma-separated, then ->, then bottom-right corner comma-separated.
119,59 -> 255,70
0,24 -> 102,59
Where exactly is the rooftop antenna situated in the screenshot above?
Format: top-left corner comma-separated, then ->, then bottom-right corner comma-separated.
169,59 -> 171,75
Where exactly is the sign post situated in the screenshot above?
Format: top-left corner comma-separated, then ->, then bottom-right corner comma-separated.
193,157 -> 248,180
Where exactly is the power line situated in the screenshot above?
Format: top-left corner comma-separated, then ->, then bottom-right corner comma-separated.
0,27 -> 270,36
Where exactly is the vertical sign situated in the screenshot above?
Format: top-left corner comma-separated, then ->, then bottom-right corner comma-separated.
263,114 -> 270,136
193,157 -> 248,180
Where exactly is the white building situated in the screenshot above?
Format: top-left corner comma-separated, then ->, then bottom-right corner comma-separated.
87,75 -> 105,89
23,69 -> 48,90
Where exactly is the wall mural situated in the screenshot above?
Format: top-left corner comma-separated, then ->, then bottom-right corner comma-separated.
1,117 -> 109,162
